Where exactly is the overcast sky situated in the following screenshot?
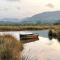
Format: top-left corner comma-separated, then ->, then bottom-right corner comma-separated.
0,0 -> 60,18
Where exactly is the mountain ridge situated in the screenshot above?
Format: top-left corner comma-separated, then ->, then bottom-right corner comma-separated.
21,11 -> 60,24
0,11 -> 60,24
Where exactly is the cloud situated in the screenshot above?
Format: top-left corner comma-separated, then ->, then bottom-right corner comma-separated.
6,0 -> 20,2
46,3 -> 54,8
3,7 -> 20,11
16,7 -> 20,10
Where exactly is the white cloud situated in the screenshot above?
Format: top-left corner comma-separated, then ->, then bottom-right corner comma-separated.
0,0 -> 60,18
46,3 -> 54,8
5,0 -> 20,2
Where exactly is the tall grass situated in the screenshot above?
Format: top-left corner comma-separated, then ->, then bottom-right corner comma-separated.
0,34 -> 23,60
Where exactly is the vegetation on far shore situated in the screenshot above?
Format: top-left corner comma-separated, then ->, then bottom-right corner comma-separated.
0,23 -> 59,31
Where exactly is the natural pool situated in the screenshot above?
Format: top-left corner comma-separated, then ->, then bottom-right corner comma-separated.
0,30 -> 49,40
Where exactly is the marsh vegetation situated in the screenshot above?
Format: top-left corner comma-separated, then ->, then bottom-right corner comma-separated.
0,34 -> 23,60
0,24 -> 59,31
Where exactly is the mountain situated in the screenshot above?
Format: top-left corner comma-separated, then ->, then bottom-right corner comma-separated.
21,11 -> 60,24
0,18 -> 21,24
0,11 -> 60,24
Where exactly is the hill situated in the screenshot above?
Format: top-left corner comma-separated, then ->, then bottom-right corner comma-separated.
21,11 -> 60,24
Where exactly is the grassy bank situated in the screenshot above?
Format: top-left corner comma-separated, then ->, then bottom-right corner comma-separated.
0,24 -> 59,31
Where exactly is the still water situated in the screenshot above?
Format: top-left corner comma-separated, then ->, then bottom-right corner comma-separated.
0,30 -> 48,40
29,30 -> 48,38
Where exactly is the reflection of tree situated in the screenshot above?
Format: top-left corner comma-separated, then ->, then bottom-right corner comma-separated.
48,30 -> 53,40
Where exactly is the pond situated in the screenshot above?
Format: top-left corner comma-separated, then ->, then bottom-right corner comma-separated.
28,30 -> 48,38
0,30 -> 49,40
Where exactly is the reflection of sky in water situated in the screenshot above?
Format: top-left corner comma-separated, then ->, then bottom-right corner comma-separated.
21,36 -> 60,60
30,30 -> 48,38
0,30 -> 60,60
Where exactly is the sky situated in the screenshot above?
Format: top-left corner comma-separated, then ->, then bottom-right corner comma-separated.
0,0 -> 60,18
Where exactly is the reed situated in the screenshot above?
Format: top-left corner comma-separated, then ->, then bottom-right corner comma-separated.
0,34 -> 23,60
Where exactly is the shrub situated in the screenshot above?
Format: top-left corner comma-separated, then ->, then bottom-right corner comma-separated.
0,34 -> 23,60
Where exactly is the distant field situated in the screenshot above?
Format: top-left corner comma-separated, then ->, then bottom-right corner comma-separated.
0,24 -> 59,31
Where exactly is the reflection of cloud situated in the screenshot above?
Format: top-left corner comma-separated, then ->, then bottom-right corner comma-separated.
46,3 -> 54,8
